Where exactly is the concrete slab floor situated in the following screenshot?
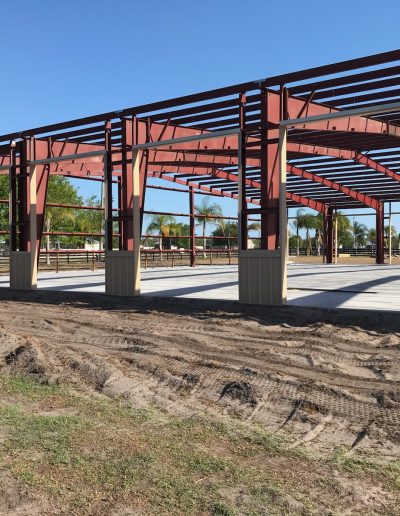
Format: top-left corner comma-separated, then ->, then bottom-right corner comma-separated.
0,263 -> 399,311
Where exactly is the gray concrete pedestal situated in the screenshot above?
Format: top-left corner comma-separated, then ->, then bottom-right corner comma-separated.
238,250 -> 286,305
10,251 -> 37,290
105,250 -> 140,296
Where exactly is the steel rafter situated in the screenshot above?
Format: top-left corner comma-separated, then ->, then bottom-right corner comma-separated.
287,164 -> 379,210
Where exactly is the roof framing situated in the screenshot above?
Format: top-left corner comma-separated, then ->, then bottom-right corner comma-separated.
2,49 -> 400,212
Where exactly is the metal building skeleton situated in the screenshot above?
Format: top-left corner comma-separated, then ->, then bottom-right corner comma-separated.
2,49 -> 400,303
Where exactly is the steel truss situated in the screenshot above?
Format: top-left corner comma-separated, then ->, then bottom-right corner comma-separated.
2,49 -> 400,276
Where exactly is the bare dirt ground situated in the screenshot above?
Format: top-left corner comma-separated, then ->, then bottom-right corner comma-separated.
0,289 -> 399,514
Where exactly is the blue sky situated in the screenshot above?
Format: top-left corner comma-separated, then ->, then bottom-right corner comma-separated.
1,0 -> 400,235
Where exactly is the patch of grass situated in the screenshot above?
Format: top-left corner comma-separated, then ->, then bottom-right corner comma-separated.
0,374 -> 68,400
180,452 -> 232,474
165,413 -> 297,458
331,447 -> 400,490
210,500 -> 236,515
0,373 -> 398,514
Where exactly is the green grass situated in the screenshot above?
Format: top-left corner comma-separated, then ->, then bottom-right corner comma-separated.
331,447 -> 400,490
0,373 -> 398,515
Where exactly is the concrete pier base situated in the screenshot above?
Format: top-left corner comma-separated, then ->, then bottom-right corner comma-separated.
238,250 -> 287,305
105,251 -> 140,296
10,251 -> 37,290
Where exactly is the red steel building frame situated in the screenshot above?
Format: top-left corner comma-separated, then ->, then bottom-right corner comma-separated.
2,49 -> 400,278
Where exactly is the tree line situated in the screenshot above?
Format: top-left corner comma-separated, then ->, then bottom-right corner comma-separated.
145,198 -> 260,253
290,208 -> 399,255
0,176 -> 103,250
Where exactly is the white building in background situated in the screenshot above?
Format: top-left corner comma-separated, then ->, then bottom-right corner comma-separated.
84,241 -> 102,251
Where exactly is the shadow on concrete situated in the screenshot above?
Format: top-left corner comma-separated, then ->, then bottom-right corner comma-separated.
290,274 -> 400,310
288,264 -> 400,279
38,282 -> 105,292
142,280 -> 237,298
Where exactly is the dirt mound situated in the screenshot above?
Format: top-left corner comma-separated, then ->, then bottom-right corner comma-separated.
5,343 -> 47,379
220,381 -> 258,406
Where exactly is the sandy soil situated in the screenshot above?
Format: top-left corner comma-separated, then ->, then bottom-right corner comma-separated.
0,289 -> 399,513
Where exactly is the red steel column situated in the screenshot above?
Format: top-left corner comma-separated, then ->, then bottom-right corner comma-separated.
239,93 -> 247,250
323,205 -> 334,264
260,89 -> 280,249
9,141 -> 17,251
376,201 -> 385,264
189,186 -> 196,266
121,118 -> 133,250
139,118 -> 150,233
34,139 -> 50,262
13,138 -> 48,259
121,117 -> 147,251
117,176 -> 123,250
105,121 -> 114,250
18,137 -> 31,251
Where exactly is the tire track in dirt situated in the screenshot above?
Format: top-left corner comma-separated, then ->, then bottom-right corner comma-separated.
1,298 -> 400,457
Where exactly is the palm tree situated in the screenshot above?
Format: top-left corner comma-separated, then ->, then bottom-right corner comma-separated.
146,214 -> 176,260
352,219 -> 368,248
314,213 -> 324,256
335,212 -> 352,247
214,219 -> 233,249
195,198 -> 222,257
293,211 -> 316,256
247,220 -> 261,236
302,214 -> 317,256
168,222 -> 185,248
212,220 -> 260,249
291,209 -> 306,255
367,227 -> 376,245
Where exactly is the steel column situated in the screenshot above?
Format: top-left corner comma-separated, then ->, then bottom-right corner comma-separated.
260,88 -> 283,250
389,202 -> 392,264
239,94 -> 247,250
334,209 -> 338,264
376,201 -> 385,264
189,186 -> 196,266
18,138 -> 31,251
117,176 -> 122,250
323,205 -> 334,264
105,121 -> 114,250
9,142 -> 17,251
121,118 -> 134,250
139,118 -> 150,233
34,139 -> 50,262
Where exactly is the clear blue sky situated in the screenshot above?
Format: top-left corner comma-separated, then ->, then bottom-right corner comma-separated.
2,0 -> 400,234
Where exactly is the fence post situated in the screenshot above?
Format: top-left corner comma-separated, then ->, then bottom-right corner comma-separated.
56,252 -> 59,273
172,251 -> 175,268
